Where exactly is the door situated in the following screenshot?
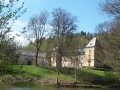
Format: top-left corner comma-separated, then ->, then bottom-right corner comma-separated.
27,61 -> 32,65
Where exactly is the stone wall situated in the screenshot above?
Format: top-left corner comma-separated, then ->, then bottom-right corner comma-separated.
18,55 -> 51,66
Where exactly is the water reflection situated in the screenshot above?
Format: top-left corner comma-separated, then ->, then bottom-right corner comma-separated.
6,87 -> 119,90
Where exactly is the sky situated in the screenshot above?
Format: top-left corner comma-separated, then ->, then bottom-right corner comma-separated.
10,0 -> 111,45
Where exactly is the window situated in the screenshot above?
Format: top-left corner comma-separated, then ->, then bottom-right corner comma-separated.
89,50 -> 91,54
88,55 -> 91,62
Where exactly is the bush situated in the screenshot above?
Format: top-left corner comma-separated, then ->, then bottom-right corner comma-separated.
104,71 -> 120,85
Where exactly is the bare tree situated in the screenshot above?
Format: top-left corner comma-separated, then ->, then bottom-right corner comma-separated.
51,8 -> 77,85
100,0 -> 120,17
51,8 -> 77,68
25,11 -> 48,66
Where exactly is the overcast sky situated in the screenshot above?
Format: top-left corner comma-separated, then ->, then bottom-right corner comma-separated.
10,0 -> 111,45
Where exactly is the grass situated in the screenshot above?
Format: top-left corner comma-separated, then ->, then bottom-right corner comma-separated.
12,65 -> 74,80
80,68 -> 105,77
2,65 -> 110,79
24,66 -> 73,80
2,65 -> 120,87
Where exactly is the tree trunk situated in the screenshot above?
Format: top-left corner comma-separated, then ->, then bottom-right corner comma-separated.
74,59 -> 77,83
56,69 -> 60,86
35,50 -> 39,66
56,54 -> 62,68
56,53 -> 62,86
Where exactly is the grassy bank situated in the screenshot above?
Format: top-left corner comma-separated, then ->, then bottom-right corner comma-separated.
1,65 -> 120,88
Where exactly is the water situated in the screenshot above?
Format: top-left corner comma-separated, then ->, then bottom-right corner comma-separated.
1,87 -> 119,90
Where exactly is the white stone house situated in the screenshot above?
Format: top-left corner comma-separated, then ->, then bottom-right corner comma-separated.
18,37 -> 97,67
51,37 -> 97,67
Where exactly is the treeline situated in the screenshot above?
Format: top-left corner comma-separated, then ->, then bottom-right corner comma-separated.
22,31 -> 93,52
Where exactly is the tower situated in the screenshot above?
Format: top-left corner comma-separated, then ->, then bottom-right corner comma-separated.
84,37 -> 96,67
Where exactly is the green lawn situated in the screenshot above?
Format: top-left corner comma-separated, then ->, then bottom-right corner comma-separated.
80,68 -> 105,77
13,65 -> 74,80
10,65 -> 113,79
2,65 -> 120,87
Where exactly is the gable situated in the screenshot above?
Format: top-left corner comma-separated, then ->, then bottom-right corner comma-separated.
86,37 -> 96,48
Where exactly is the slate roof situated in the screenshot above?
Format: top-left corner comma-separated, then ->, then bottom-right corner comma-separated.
21,50 -> 46,57
86,37 -> 96,48
78,49 -> 85,54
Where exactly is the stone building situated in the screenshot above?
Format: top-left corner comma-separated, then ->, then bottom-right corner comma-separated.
51,37 -> 97,67
82,37 -> 96,67
18,51 -> 50,66
18,37 -> 97,67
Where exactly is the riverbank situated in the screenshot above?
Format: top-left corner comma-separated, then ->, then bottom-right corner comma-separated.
0,77 -> 107,89
1,65 -> 120,88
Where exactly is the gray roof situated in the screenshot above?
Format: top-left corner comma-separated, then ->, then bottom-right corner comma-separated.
21,50 -> 46,57
86,37 -> 96,48
78,49 -> 85,55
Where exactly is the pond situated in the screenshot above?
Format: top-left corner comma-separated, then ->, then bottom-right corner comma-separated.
1,87 -> 119,90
